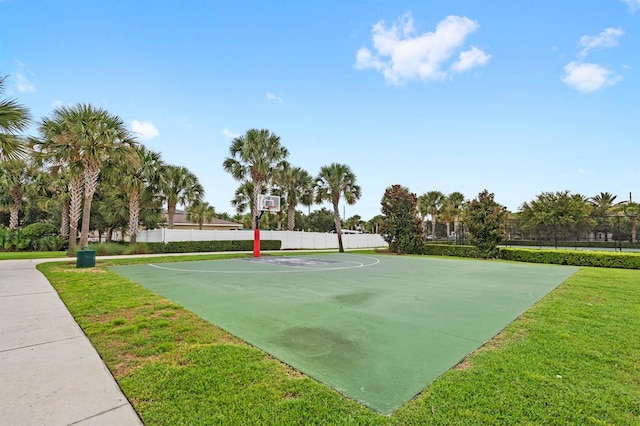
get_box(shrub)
[22,223,58,240]
[422,244,479,258]
[146,240,281,254]
[498,248,640,269]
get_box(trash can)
[76,247,96,268]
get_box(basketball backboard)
[258,194,281,212]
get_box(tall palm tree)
[120,145,163,243]
[159,164,204,228]
[186,201,216,230]
[222,129,289,229]
[418,190,445,239]
[273,162,314,231]
[0,76,31,161]
[590,192,619,241]
[315,163,361,253]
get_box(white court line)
[147,255,380,274]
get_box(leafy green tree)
[367,214,384,234]
[222,129,289,229]
[380,184,424,254]
[447,191,465,236]
[315,163,362,253]
[159,164,204,229]
[465,189,507,258]
[186,201,216,230]
[418,190,445,239]
[307,208,335,232]
[0,76,31,161]
[344,214,364,231]
[520,191,593,244]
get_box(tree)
[418,190,445,239]
[0,76,31,161]
[315,163,361,253]
[222,129,289,229]
[159,164,204,229]
[121,145,163,243]
[447,192,465,235]
[307,208,335,232]
[623,201,639,242]
[519,191,593,244]
[465,189,507,258]
[273,162,314,231]
[186,201,216,230]
[37,104,137,249]
[380,184,424,254]
[590,192,620,241]
[344,214,364,231]
[0,159,30,229]
[367,214,384,234]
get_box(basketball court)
[111,254,579,413]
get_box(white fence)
[136,229,388,250]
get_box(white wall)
[136,229,388,250]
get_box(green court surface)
[111,253,579,413]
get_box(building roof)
[166,210,243,228]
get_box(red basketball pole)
[253,227,260,258]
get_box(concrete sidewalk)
[0,259,143,425]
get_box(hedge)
[422,244,479,258]
[145,240,281,254]
[421,244,640,269]
[497,248,640,269]
[503,240,640,249]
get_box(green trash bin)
[76,247,96,268]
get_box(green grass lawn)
[39,255,640,425]
[0,251,68,260]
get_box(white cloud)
[131,120,160,140]
[52,100,63,107]
[578,28,623,58]
[562,62,622,93]
[355,12,489,84]
[452,46,491,72]
[16,73,35,93]
[266,93,283,103]
[621,0,640,12]
[222,128,240,139]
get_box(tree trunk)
[60,201,70,238]
[431,218,436,239]
[632,218,637,243]
[288,205,295,231]
[168,203,176,229]
[68,174,83,255]
[79,164,100,248]
[446,221,451,237]
[8,187,21,230]
[332,201,344,253]
[252,182,261,229]
[128,189,140,245]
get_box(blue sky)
[2,0,639,221]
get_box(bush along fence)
[0,225,67,252]
[421,244,640,269]
[145,240,282,254]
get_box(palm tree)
[447,192,465,235]
[186,201,216,230]
[315,163,361,253]
[159,164,204,228]
[222,129,289,229]
[0,76,31,161]
[121,145,163,243]
[273,163,314,231]
[590,192,619,241]
[418,190,445,239]
[0,159,29,229]
[37,104,137,249]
